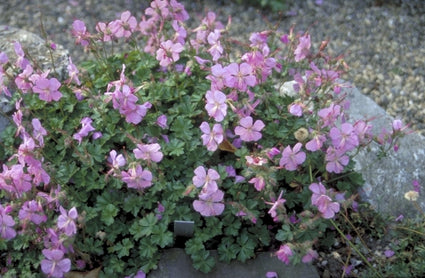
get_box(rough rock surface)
[346,84,425,218]
[0,25,69,80]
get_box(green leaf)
[218,237,239,263]
[101,204,119,226]
[108,238,134,258]
[139,237,158,258]
[191,249,215,273]
[276,225,294,242]
[151,224,173,248]
[236,230,256,262]
[129,213,158,239]
[122,194,142,216]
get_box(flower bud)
[294,127,309,142]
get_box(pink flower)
[14,42,30,69]
[0,205,16,240]
[309,182,340,219]
[289,103,303,117]
[234,116,265,142]
[145,0,169,19]
[205,90,227,122]
[123,102,151,124]
[169,0,189,21]
[108,150,126,169]
[18,200,47,225]
[73,117,96,144]
[133,143,163,163]
[156,40,184,67]
[266,191,286,219]
[224,62,256,92]
[71,20,90,46]
[41,249,71,278]
[67,57,81,85]
[245,155,268,166]
[14,64,33,93]
[249,176,266,191]
[193,189,225,217]
[294,34,311,62]
[110,11,137,38]
[318,104,341,128]
[329,123,359,152]
[325,147,349,174]
[314,195,340,219]
[305,133,326,152]
[266,272,278,278]
[33,77,62,102]
[32,118,47,147]
[302,249,318,263]
[206,64,227,90]
[207,29,223,61]
[279,143,306,171]
[276,244,293,264]
[200,122,224,151]
[57,206,78,236]
[96,21,114,42]
[121,165,153,190]
[156,114,168,129]
[192,166,220,193]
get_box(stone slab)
[345,84,425,218]
[148,248,319,278]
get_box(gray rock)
[346,84,425,218]
[0,25,69,80]
[148,248,319,278]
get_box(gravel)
[1,0,424,135]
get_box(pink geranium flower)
[193,189,225,217]
[71,20,90,46]
[32,77,62,102]
[234,116,265,142]
[325,146,349,174]
[156,40,184,67]
[276,244,293,265]
[224,62,256,92]
[0,205,16,240]
[31,118,47,147]
[57,206,78,236]
[206,64,227,90]
[207,29,223,61]
[279,143,306,171]
[309,182,340,219]
[41,249,71,278]
[305,133,326,152]
[121,165,153,190]
[108,150,126,169]
[200,122,224,151]
[18,200,47,225]
[248,176,266,191]
[205,90,227,122]
[294,34,311,62]
[192,166,220,193]
[133,143,163,163]
[110,11,137,38]
[265,191,286,219]
[329,123,359,152]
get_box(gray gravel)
[0,0,424,135]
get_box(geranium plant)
[0,0,409,277]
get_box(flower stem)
[330,219,383,278]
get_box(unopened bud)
[294,127,309,142]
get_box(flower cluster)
[0,0,412,276]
